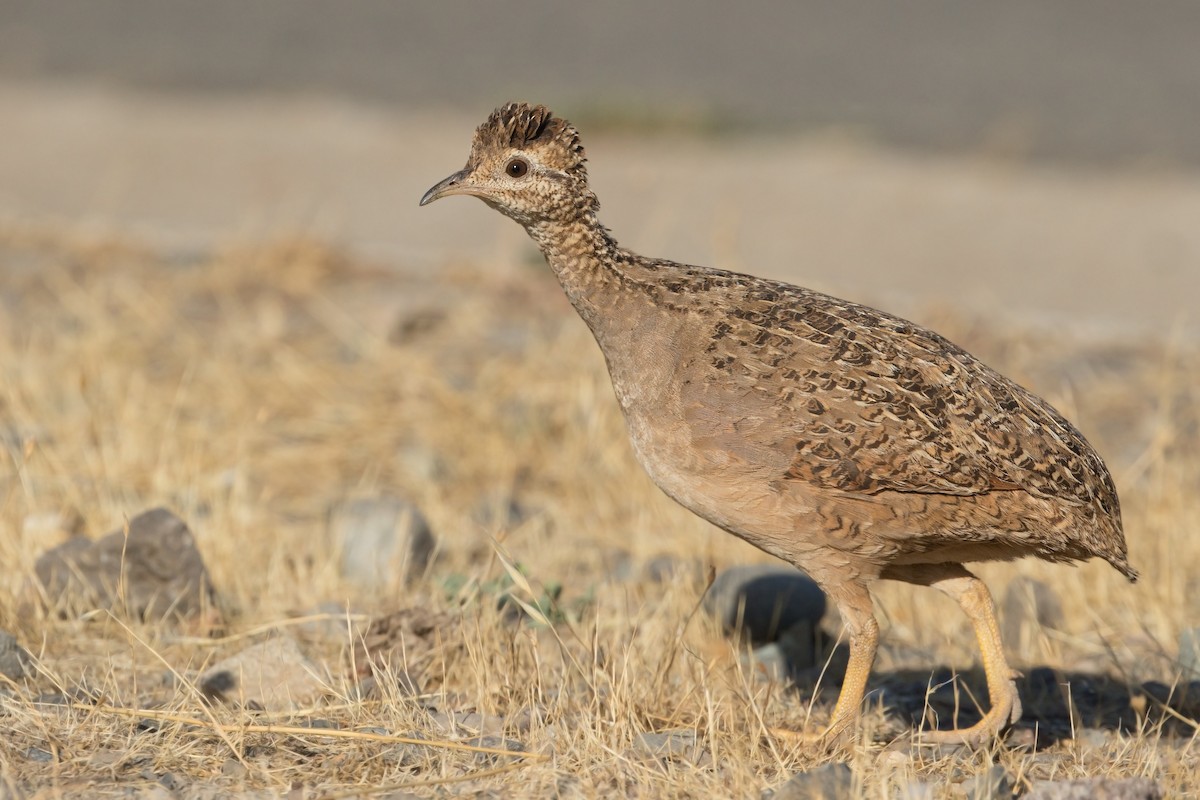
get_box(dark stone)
[34,507,216,621]
[0,631,33,680]
[704,564,826,645]
[769,762,853,800]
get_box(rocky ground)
[0,229,1197,798]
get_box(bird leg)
[771,584,878,747]
[887,563,1022,745]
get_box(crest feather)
[473,102,586,169]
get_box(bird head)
[420,102,596,226]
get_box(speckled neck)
[526,213,635,333]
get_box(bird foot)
[915,685,1022,747]
[767,724,852,752]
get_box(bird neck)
[525,211,638,332]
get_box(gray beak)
[419,168,472,206]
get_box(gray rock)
[1024,777,1163,800]
[632,729,699,760]
[199,636,325,712]
[769,762,853,800]
[1074,727,1110,748]
[966,764,1014,800]
[1179,626,1200,679]
[893,782,936,800]
[1001,577,1065,651]
[34,507,216,621]
[472,489,531,531]
[0,631,33,680]
[468,735,527,765]
[642,555,703,584]
[747,643,791,682]
[704,564,826,645]
[24,746,55,762]
[332,497,435,589]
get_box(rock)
[704,564,826,645]
[332,497,435,589]
[1001,577,1065,651]
[34,507,216,622]
[1024,777,1163,800]
[468,735,527,765]
[965,764,1014,800]
[199,636,325,712]
[0,630,33,680]
[472,489,531,531]
[1179,626,1200,679]
[747,643,791,682]
[1074,727,1110,748]
[632,729,700,760]
[458,711,507,737]
[299,718,339,729]
[893,782,936,800]
[769,762,853,800]
[642,555,703,584]
[24,746,54,763]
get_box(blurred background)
[1,0,1197,337]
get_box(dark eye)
[506,157,529,178]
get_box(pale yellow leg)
[890,564,1022,745]
[771,584,879,748]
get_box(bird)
[420,102,1137,746]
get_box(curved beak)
[419,168,472,206]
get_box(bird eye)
[505,157,529,178]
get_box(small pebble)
[894,781,936,800]
[332,496,435,589]
[469,735,527,765]
[1074,727,1109,748]
[0,630,33,680]
[965,764,1014,800]
[299,718,339,730]
[1024,777,1163,800]
[632,729,699,760]
[769,762,853,800]
[24,746,54,763]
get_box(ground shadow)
[784,641,1199,746]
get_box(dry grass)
[0,225,1197,798]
